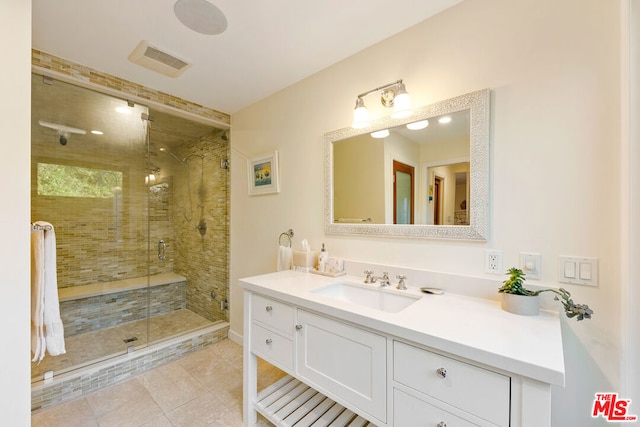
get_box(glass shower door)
[31,73,152,381]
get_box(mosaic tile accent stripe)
[31,325,229,411]
[32,49,230,126]
[61,280,186,336]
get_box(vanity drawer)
[393,341,510,427]
[251,294,294,336]
[250,323,293,371]
[394,389,479,427]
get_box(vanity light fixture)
[406,120,429,130]
[351,79,412,128]
[370,129,390,139]
[438,115,452,124]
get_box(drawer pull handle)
[437,422,447,427]
[436,367,447,378]
[265,338,272,345]
[265,305,273,312]
[295,324,303,330]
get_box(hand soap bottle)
[318,243,328,272]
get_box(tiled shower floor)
[31,339,282,426]
[32,309,215,382]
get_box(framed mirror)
[325,88,490,240]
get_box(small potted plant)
[498,267,594,320]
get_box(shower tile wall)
[171,133,230,322]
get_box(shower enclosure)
[30,73,230,383]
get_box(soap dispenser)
[318,243,328,272]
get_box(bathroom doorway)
[393,160,414,224]
[30,73,230,383]
[433,176,443,225]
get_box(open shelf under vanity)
[256,375,375,427]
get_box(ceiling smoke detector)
[128,41,192,78]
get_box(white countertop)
[239,270,565,386]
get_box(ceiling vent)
[128,41,191,78]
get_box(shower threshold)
[31,308,216,383]
[31,318,229,411]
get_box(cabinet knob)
[265,305,273,312]
[437,422,447,427]
[265,338,272,345]
[295,324,303,330]
[436,367,447,378]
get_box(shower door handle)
[158,240,166,261]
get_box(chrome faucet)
[372,272,391,287]
[396,274,408,290]
[364,270,375,284]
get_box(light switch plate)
[558,256,598,286]
[519,252,541,280]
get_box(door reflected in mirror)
[428,161,470,225]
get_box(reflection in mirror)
[325,89,489,240]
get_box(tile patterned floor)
[31,338,284,426]
[32,309,214,382]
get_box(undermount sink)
[311,282,420,313]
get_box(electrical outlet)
[485,250,503,274]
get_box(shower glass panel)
[30,74,227,383]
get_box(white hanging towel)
[277,245,292,271]
[31,229,46,363]
[31,221,66,363]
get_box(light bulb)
[391,83,412,119]
[352,97,370,129]
[370,129,389,139]
[406,120,429,130]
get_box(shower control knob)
[437,422,447,427]
[265,338,272,345]
[436,367,447,378]
[265,305,273,312]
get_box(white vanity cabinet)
[392,341,510,426]
[295,309,387,423]
[249,294,295,372]
[241,271,564,427]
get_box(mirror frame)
[325,88,490,240]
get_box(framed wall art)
[247,150,280,195]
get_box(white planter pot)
[501,293,539,316]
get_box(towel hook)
[278,229,294,247]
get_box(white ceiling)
[32,0,462,114]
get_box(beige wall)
[231,0,625,425]
[1,0,31,424]
[333,135,385,223]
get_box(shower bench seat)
[58,272,186,302]
[58,273,188,336]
